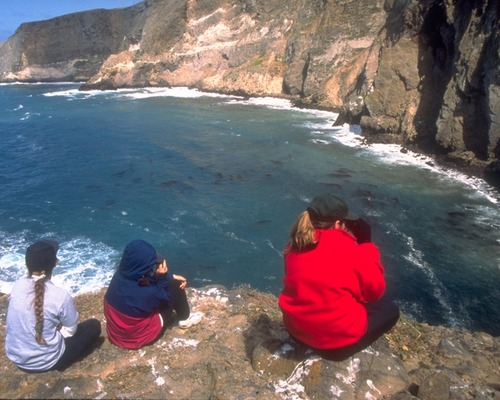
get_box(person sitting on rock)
[279,194,400,360]
[5,240,102,372]
[104,239,202,349]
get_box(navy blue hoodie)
[105,240,173,318]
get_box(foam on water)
[35,84,500,205]
[229,96,295,110]
[0,231,120,295]
[5,85,500,225]
[43,86,242,101]
[310,122,499,204]
[400,231,466,328]
[122,86,241,100]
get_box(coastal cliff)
[0,286,498,399]
[0,0,499,186]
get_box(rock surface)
[0,0,498,187]
[1,285,498,399]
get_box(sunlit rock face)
[0,0,498,184]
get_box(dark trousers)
[51,318,102,371]
[158,279,190,328]
[315,296,400,361]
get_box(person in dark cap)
[104,239,202,349]
[5,240,102,372]
[279,194,399,360]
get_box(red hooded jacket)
[278,228,385,349]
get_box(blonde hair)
[31,272,48,345]
[289,210,337,251]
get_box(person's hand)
[334,220,346,230]
[173,274,187,289]
[345,218,372,244]
[156,259,168,275]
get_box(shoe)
[178,312,203,329]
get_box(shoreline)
[3,79,500,197]
[3,79,499,195]
[92,82,500,198]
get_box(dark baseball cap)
[25,240,59,273]
[307,194,358,222]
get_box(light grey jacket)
[5,277,78,371]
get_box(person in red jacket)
[279,194,399,360]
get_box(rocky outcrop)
[0,3,147,82]
[0,0,498,186]
[0,286,498,399]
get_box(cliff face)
[0,3,147,82]
[0,0,499,184]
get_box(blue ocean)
[1,83,499,335]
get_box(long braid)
[32,272,47,345]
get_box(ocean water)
[1,83,499,335]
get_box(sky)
[0,1,141,41]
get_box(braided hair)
[25,240,59,346]
[31,272,48,345]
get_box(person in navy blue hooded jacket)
[104,239,202,349]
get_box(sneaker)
[178,312,203,329]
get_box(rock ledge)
[0,285,498,399]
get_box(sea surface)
[1,83,499,335]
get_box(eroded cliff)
[0,0,498,186]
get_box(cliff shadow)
[414,0,496,159]
[457,0,498,160]
[414,1,457,154]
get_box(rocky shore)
[1,285,498,399]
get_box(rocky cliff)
[0,0,499,186]
[0,286,498,399]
